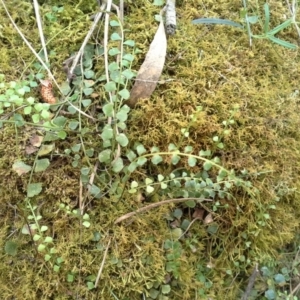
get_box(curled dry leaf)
[203,213,214,224]
[26,134,44,155]
[126,19,167,108]
[170,219,180,228]
[30,134,43,147]
[192,207,205,220]
[40,79,56,104]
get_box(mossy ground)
[1,0,300,299]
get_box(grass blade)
[268,19,293,36]
[264,3,270,33]
[268,35,297,49]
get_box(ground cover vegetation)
[0,0,300,299]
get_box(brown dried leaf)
[30,134,43,147]
[192,208,205,220]
[164,273,172,284]
[127,20,167,108]
[170,219,180,228]
[25,145,38,155]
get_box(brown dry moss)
[1,0,300,299]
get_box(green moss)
[1,0,300,299]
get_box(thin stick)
[103,0,122,164]
[103,0,113,103]
[178,217,201,239]
[79,179,83,214]
[114,198,212,224]
[69,2,107,80]
[32,0,49,65]
[241,263,259,300]
[0,0,57,84]
[119,0,124,23]
[94,237,111,287]
[85,162,99,211]
[290,281,300,296]
[289,247,300,296]
[285,0,300,38]
[87,162,98,194]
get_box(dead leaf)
[127,19,167,108]
[192,208,205,220]
[21,224,36,235]
[164,274,171,284]
[12,161,32,176]
[37,144,55,156]
[84,79,95,87]
[90,92,99,99]
[25,145,38,155]
[136,193,145,203]
[203,213,214,224]
[170,219,180,228]
[30,134,43,147]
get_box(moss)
[1,0,300,299]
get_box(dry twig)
[94,237,111,287]
[114,198,212,224]
[68,1,107,81]
[241,263,260,300]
